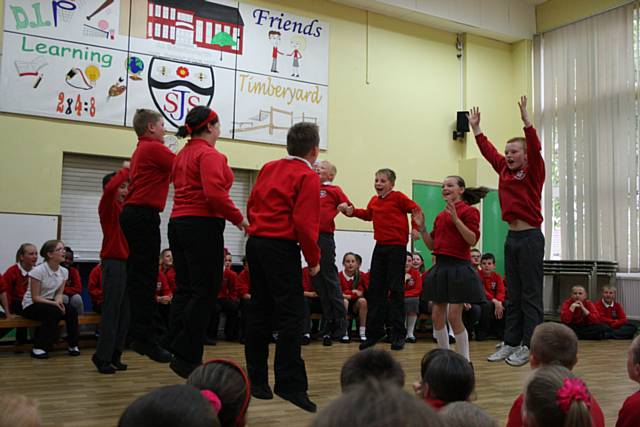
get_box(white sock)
[434,328,450,349]
[359,326,366,336]
[406,314,417,338]
[455,330,470,361]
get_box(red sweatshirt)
[617,390,640,427]
[481,271,505,302]
[218,268,237,300]
[430,201,480,260]
[475,126,544,227]
[170,139,243,224]
[124,137,175,211]
[560,298,600,326]
[507,392,604,427]
[155,271,172,298]
[247,158,321,267]
[63,266,83,296]
[319,183,350,233]
[236,269,250,298]
[88,264,103,306]
[0,273,6,295]
[339,271,369,298]
[353,191,419,246]
[595,300,628,329]
[162,266,177,293]
[3,264,29,305]
[99,166,129,260]
[404,269,423,298]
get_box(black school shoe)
[131,341,171,363]
[169,356,199,379]
[275,391,317,413]
[322,335,332,346]
[111,351,128,371]
[92,354,116,374]
[358,334,383,351]
[251,384,274,400]
[390,338,405,351]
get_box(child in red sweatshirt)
[476,253,506,341]
[560,286,610,340]
[120,109,175,363]
[244,122,321,413]
[404,252,423,343]
[208,252,240,343]
[470,97,546,367]
[617,335,640,427]
[339,252,368,342]
[346,168,421,351]
[595,285,637,339]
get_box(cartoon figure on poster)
[288,35,305,78]
[268,31,285,73]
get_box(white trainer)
[505,345,530,367]
[487,344,519,362]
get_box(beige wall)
[0,0,533,232]
[536,0,634,33]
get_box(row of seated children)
[108,320,640,427]
[560,285,637,340]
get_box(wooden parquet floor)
[0,338,636,426]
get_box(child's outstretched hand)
[344,205,354,217]
[518,95,532,127]
[467,107,482,136]
[337,202,349,214]
[412,208,425,231]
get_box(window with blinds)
[60,153,251,262]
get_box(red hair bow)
[556,377,591,413]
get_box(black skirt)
[423,255,487,304]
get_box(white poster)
[0,0,329,148]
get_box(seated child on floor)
[475,253,505,341]
[404,252,422,343]
[302,265,322,344]
[560,286,611,340]
[595,285,637,340]
[339,252,369,342]
[208,251,239,343]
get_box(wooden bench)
[0,313,101,329]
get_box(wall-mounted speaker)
[453,111,469,140]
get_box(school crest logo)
[320,189,327,198]
[515,170,527,180]
[148,57,215,128]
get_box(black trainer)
[251,384,274,400]
[130,341,172,363]
[92,354,116,374]
[275,391,317,413]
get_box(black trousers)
[166,216,225,365]
[611,323,637,339]
[245,236,308,394]
[477,301,505,340]
[239,298,250,341]
[311,233,347,337]
[503,229,545,348]
[95,259,129,361]
[208,299,240,341]
[22,302,79,350]
[303,297,323,335]
[569,323,612,340]
[120,204,161,345]
[366,244,406,341]
[462,303,481,336]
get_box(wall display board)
[0,0,329,147]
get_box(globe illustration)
[127,57,144,75]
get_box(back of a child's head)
[187,359,251,427]
[524,365,593,427]
[312,379,443,427]
[132,108,162,137]
[287,122,319,157]
[340,348,405,392]
[530,323,578,369]
[629,335,640,382]
[118,384,220,427]
[439,402,497,427]
[0,393,42,427]
[420,349,475,403]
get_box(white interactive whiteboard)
[0,212,59,271]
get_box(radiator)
[616,273,640,320]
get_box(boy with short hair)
[595,285,637,339]
[340,348,405,392]
[506,322,605,427]
[244,122,322,413]
[314,159,351,345]
[476,253,505,341]
[120,109,175,363]
[560,285,610,340]
[617,335,640,427]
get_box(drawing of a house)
[147,0,244,55]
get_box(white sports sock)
[359,326,366,336]
[406,314,417,338]
[455,330,470,361]
[434,328,450,349]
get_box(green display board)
[411,182,508,275]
